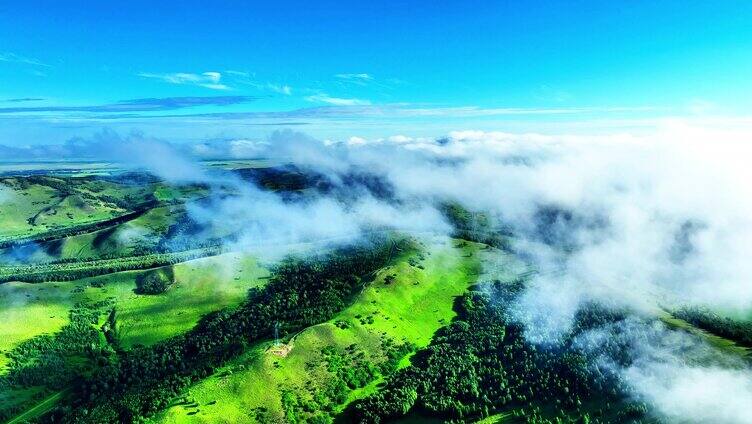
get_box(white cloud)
[0,52,50,67]
[335,73,373,81]
[391,105,658,118]
[229,139,270,157]
[268,84,292,95]
[386,135,412,143]
[138,71,230,90]
[225,70,251,77]
[334,73,374,85]
[347,136,367,145]
[304,93,371,106]
[628,364,752,424]
[223,71,292,95]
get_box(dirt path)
[5,390,67,424]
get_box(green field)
[0,205,178,264]
[92,253,270,348]
[4,389,67,424]
[0,181,62,239]
[0,253,271,421]
[155,238,526,423]
[661,314,752,359]
[55,205,175,259]
[0,252,270,365]
[0,176,158,242]
[0,281,76,371]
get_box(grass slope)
[57,206,174,259]
[0,176,157,247]
[0,252,269,373]
[0,182,61,240]
[0,281,76,371]
[155,237,508,424]
[83,252,270,348]
[0,252,269,422]
[661,314,752,359]
[0,205,177,264]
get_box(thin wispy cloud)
[189,104,657,119]
[335,73,374,85]
[2,97,45,103]
[138,71,230,90]
[225,70,251,77]
[686,99,719,115]
[226,70,292,95]
[268,84,292,95]
[8,103,656,122]
[0,52,50,67]
[0,102,666,144]
[0,96,256,114]
[304,93,371,106]
[333,73,401,92]
[389,105,660,117]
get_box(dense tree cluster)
[155,212,216,252]
[440,202,513,250]
[350,282,652,423]
[41,236,409,423]
[674,306,752,347]
[235,165,325,192]
[134,266,175,294]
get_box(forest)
[350,281,651,423]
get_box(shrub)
[135,267,174,294]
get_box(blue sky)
[1,0,751,145]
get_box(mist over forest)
[4,125,750,422]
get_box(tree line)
[0,246,222,283]
[40,235,411,423]
[440,202,513,250]
[674,306,752,347]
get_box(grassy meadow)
[155,238,526,423]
